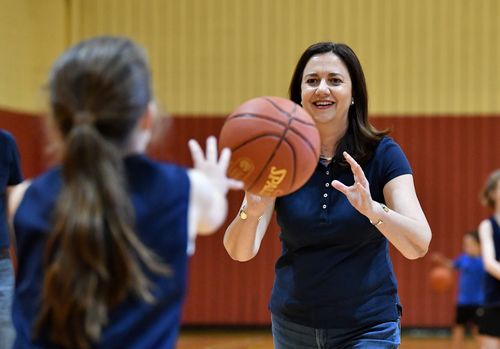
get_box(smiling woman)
[223,41,432,349]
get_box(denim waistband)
[0,248,10,260]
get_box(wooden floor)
[177,329,479,349]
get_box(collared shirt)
[271,136,412,328]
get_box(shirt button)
[323,193,328,198]
[326,171,330,175]
[322,204,327,209]
[325,182,330,187]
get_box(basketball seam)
[227,98,319,195]
[229,112,315,126]
[247,135,293,193]
[247,111,298,194]
[231,134,285,152]
[226,114,318,157]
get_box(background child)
[432,230,485,349]
[477,169,500,349]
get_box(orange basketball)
[429,266,454,293]
[219,96,320,197]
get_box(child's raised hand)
[188,136,243,195]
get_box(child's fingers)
[227,179,244,190]
[188,139,203,167]
[218,147,231,171]
[205,136,217,163]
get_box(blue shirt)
[454,254,484,305]
[270,136,412,328]
[484,216,500,307]
[0,129,23,249]
[13,154,189,349]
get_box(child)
[477,169,500,349]
[8,36,241,349]
[432,230,485,349]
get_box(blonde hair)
[481,169,500,209]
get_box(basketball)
[219,96,320,197]
[429,266,453,293]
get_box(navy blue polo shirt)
[270,136,412,328]
[0,130,23,249]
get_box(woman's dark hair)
[289,42,389,165]
[36,36,168,348]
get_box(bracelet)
[239,206,262,221]
[369,203,389,226]
[239,207,248,220]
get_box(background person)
[478,169,500,349]
[0,129,23,349]
[432,230,485,349]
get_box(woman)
[224,42,431,348]
[8,36,241,349]
[478,169,500,349]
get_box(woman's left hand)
[331,151,376,217]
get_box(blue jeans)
[0,259,15,349]
[272,313,400,349]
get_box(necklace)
[320,154,333,161]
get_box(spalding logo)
[259,166,287,196]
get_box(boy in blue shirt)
[432,230,484,349]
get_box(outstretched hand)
[188,136,244,194]
[331,151,375,217]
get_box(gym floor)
[177,328,479,349]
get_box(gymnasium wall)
[0,0,499,327]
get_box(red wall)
[1,109,499,327]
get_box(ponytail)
[35,120,169,348]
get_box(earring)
[351,98,354,105]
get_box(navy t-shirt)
[453,254,484,305]
[483,216,500,307]
[12,155,189,349]
[271,136,412,328]
[0,129,23,249]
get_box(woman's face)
[300,52,353,128]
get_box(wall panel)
[0,0,66,112]
[2,0,498,115]
[3,110,497,327]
